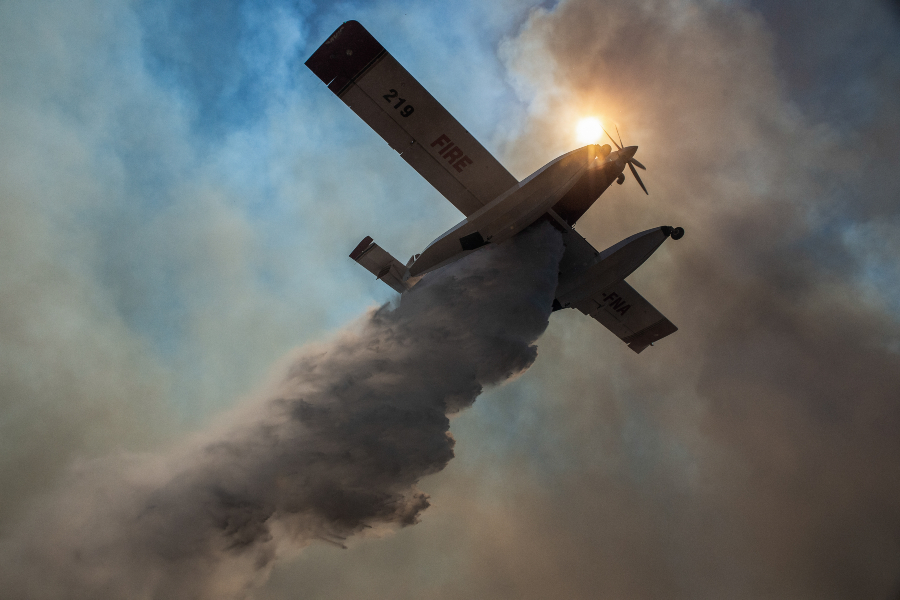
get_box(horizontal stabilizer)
[570,280,677,353]
[349,236,411,294]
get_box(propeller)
[603,125,648,195]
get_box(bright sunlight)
[576,117,604,145]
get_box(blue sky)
[2,1,900,598]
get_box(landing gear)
[671,227,684,240]
[616,173,625,185]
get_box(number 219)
[383,89,415,117]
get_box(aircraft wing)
[306,21,518,217]
[569,279,678,354]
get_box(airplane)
[305,20,683,353]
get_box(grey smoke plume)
[422,1,900,599]
[0,223,563,599]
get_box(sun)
[576,117,604,145]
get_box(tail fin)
[349,236,411,294]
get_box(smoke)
[390,1,900,599]
[252,1,900,598]
[4,0,900,598]
[0,224,564,599]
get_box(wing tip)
[305,21,385,93]
[625,318,678,353]
[349,236,374,260]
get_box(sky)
[1,0,900,598]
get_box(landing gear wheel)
[671,227,684,240]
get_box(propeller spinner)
[603,126,648,195]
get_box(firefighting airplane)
[306,21,683,353]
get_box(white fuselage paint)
[408,144,611,278]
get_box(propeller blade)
[629,162,649,195]
[603,127,622,151]
[615,125,624,149]
[630,157,647,170]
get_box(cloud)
[438,1,900,597]
[2,0,900,598]
[0,224,563,598]
[0,0,182,527]
[261,1,900,598]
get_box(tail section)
[349,236,412,294]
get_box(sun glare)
[576,117,604,145]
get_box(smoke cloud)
[0,224,563,599]
[362,1,900,599]
[3,0,900,598]
[257,2,900,598]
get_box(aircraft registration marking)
[430,134,473,173]
[598,291,631,316]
